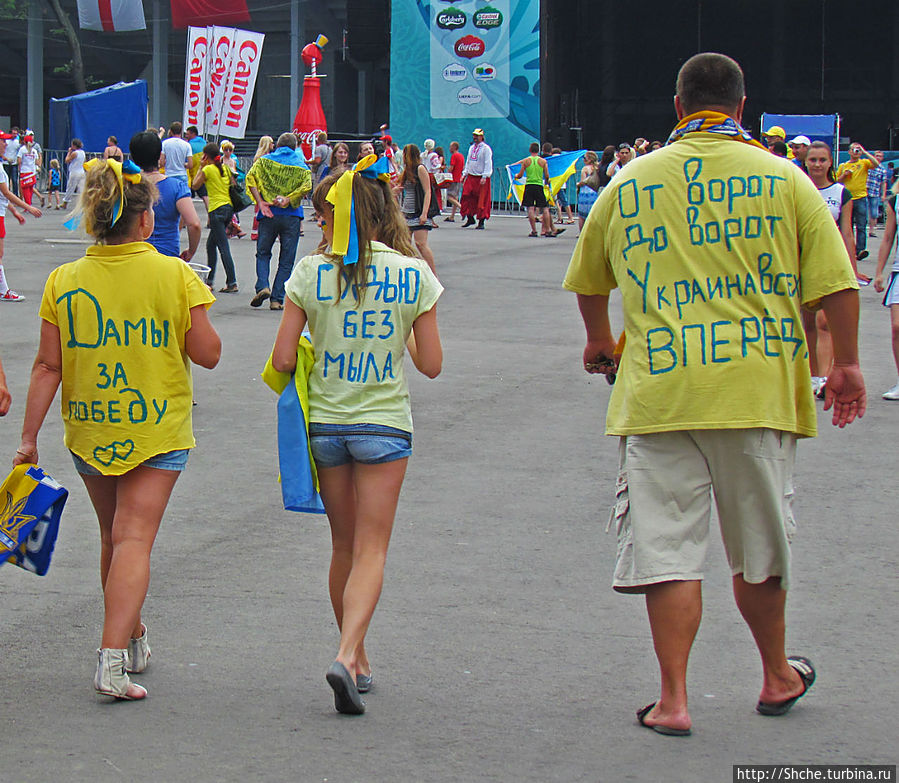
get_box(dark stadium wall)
[542,0,899,151]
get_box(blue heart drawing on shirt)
[93,440,135,466]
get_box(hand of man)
[480,176,487,185]
[13,210,25,225]
[583,337,619,380]
[27,205,41,218]
[823,362,866,427]
[180,249,194,263]
[874,273,885,292]
[260,201,274,219]
[0,383,10,416]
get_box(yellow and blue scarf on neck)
[667,111,767,150]
[326,153,392,265]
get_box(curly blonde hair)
[312,171,418,306]
[78,161,158,242]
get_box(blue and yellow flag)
[506,149,586,205]
[0,464,68,576]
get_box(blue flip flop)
[756,656,816,716]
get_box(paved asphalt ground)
[1,203,897,783]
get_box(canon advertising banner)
[390,0,538,178]
[182,25,264,139]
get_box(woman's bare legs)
[82,466,179,648]
[318,458,408,682]
[413,230,436,275]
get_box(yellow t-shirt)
[203,164,232,212]
[284,241,443,432]
[39,242,216,475]
[564,134,858,438]
[836,158,875,200]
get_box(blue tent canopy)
[760,113,839,151]
[49,81,148,153]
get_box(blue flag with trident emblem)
[0,464,68,576]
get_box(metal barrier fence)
[20,151,581,217]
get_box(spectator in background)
[770,140,789,158]
[62,138,86,208]
[129,130,202,264]
[310,131,332,188]
[250,135,275,241]
[552,146,575,224]
[3,127,20,196]
[160,122,193,186]
[103,136,124,162]
[837,142,879,261]
[184,125,208,212]
[606,143,633,179]
[246,132,311,311]
[192,141,238,293]
[787,135,810,173]
[16,130,42,206]
[329,141,351,177]
[47,158,62,209]
[460,128,493,229]
[443,140,465,222]
[866,150,888,236]
[762,125,786,150]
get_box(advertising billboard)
[390,0,539,180]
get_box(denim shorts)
[71,448,190,475]
[309,423,412,468]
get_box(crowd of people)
[0,53,895,730]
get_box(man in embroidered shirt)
[564,52,865,737]
[245,132,312,310]
[460,128,493,229]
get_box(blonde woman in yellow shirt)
[14,158,221,700]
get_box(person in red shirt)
[443,141,465,222]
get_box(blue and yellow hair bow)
[325,154,391,265]
[65,158,142,232]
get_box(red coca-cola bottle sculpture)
[292,34,328,160]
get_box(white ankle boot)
[126,624,151,673]
[94,648,147,700]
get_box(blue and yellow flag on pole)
[506,149,586,205]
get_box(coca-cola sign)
[454,35,485,59]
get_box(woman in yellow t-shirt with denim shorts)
[14,158,221,700]
[272,159,443,715]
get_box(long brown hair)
[312,171,417,306]
[400,143,424,186]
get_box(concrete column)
[27,0,43,138]
[290,0,305,120]
[150,0,169,127]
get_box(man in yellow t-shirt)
[836,142,879,260]
[564,53,865,737]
